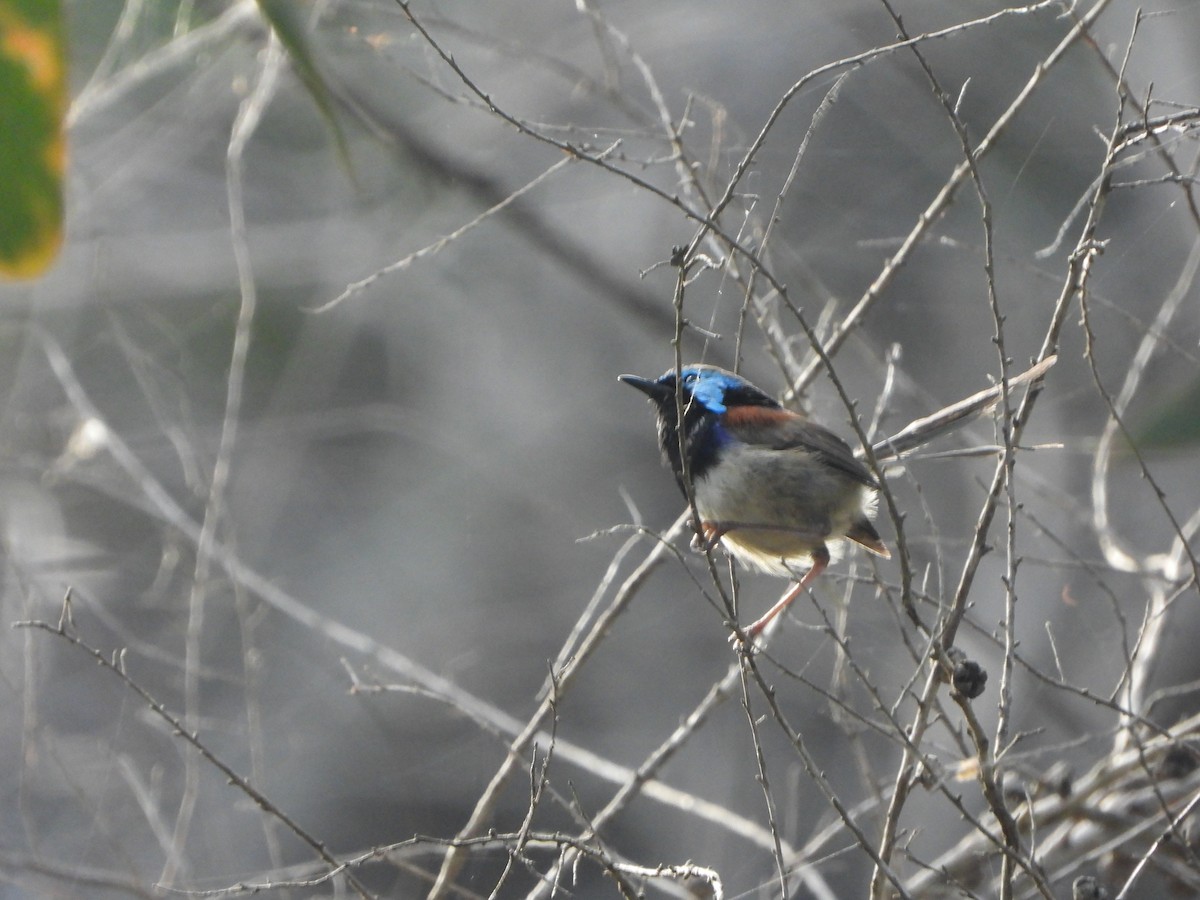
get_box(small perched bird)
[619,364,889,638]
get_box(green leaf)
[254,0,351,172]
[0,0,66,278]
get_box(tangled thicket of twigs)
[394,3,1200,898]
[9,1,1200,899]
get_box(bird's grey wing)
[723,407,879,488]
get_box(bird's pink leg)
[742,544,831,640]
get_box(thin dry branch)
[14,604,374,900]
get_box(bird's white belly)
[692,445,868,575]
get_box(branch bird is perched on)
[619,364,890,639]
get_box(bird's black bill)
[618,374,673,402]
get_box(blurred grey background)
[3,1,1200,897]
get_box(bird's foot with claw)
[690,520,725,553]
[728,626,762,649]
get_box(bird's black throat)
[655,404,721,496]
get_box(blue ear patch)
[665,367,749,414]
[689,375,729,413]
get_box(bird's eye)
[682,373,697,386]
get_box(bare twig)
[15,606,374,900]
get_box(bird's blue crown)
[661,365,779,415]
